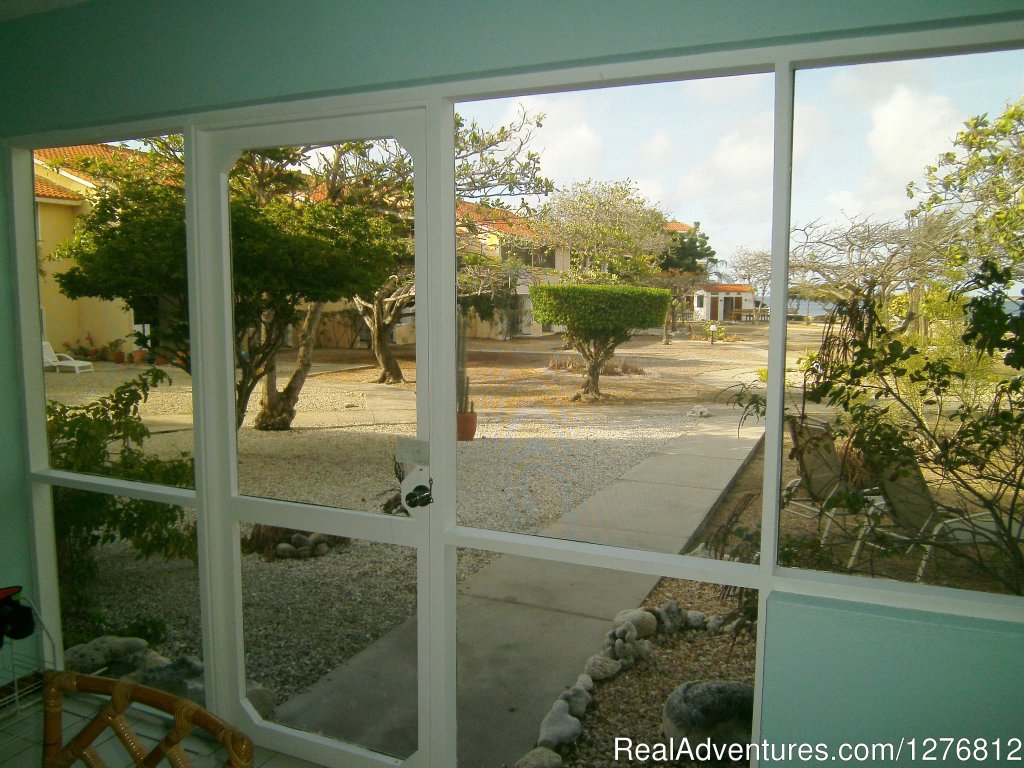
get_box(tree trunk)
[370,318,405,384]
[662,314,672,345]
[354,280,414,385]
[253,303,325,430]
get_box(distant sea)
[782,297,1022,319]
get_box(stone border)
[512,600,747,768]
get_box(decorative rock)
[688,405,712,418]
[654,600,685,633]
[130,655,205,699]
[64,636,148,673]
[515,746,563,768]
[559,685,592,718]
[583,653,621,681]
[111,647,171,678]
[313,542,330,557]
[295,546,312,558]
[574,674,593,692]
[685,610,708,629]
[246,682,277,719]
[290,533,310,548]
[537,700,582,749]
[613,609,657,638]
[275,542,296,559]
[662,680,754,747]
[307,532,325,547]
[706,615,726,634]
[634,639,653,661]
[723,617,745,635]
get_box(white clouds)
[505,94,604,186]
[820,85,960,220]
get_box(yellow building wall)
[36,198,137,353]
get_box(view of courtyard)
[26,49,1024,766]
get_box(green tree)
[661,221,717,272]
[52,138,403,429]
[535,179,669,284]
[316,108,554,383]
[908,96,1024,368]
[530,283,670,398]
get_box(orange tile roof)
[706,283,754,293]
[34,177,82,201]
[34,143,131,185]
[456,201,535,237]
[665,220,693,232]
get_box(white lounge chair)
[42,341,93,374]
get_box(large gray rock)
[574,673,594,692]
[64,636,148,673]
[515,746,563,768]
[583,653,621,681]
[662,680,754,746]
[613,609,657,638]
[537,700,581,749]
[246,681,277,719]
[130,655,205,700]
[655,600,685,633]
[684,610,708,630]
[559,684,592,718]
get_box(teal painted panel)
[0,157,33,599]
[1,0,1024,135]
[762,592,1024,766]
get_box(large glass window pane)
[241,528,418,758]
[52,490,202,698]
[454,76,773,563]
[227,141,416,513]
[786,50,1024,595]
[35,138,195,489]
[456,550,757,767]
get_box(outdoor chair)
[849,454,1024,581]
[42,341,94,375]
[42,671,254,768]
[783,415,882,566]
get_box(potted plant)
[131,347,148,364]
[457,374,477,441]
[456,309,477,441]
[104,338,126,363]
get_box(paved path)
[274,406,763,767]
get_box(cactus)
[457,308,473,413]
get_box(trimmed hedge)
[529,283,671,335]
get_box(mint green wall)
[1,0,1024,136]
[0,155,33,604]
[1,0,1022,749]
[762,594,1024,766]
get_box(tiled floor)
[0,694,322,768]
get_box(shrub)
[530,283,669,398]
[47,369,196,581]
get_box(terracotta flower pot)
[456,411,478,441]
[132,350,148,364]
[113,351,125,364]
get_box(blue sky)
[456,48,1024,270]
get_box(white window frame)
[7,18,1024,768]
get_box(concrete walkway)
[274,406,763,767]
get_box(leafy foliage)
[530,284,670,397]
[908,96,1024,369]
[47,369,195,581]
[661,221,716,272]
[52,138,407,427]
[535,179,669,283]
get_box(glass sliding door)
[192,108,437,767]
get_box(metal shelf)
[1,597,56,718]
